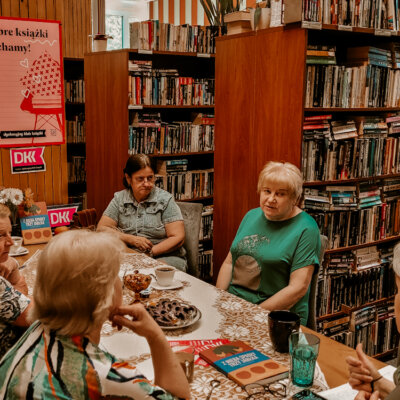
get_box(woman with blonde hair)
[0,230,190,399]
[0,204,31,359]
[216,161,321,325]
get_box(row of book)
[129,21,218,54]
[64,79,85,103]
[302,136,400,181]
[316,244,396,315]
[309,201,400,249]
[128,120,214,155]
[305,64,400,108]
[155,168,214,200]
[198,247,213,283]
[321,304,399,357]
[200,206,213,241]
[300,0,400,31]
[128,65,214,106]
[66,114,85,144]
[67,156,86,184]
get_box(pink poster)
[10,147,46,173]
[0,17,65,147]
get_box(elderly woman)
[0,230,190,399]
[346,243,400,400]
[0,204,32,359]
[216,161,321,325]
[98,154,187,271]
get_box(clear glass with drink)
[289,332,320,387]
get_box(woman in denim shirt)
[98,154,187,271]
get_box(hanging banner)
[0,17,65,147]
[10,146,46,173]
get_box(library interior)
[1,0,400,399]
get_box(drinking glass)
[289,332,320,388]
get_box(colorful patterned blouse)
[0,275,30,359]
[0,321,179,399]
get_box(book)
[19,201,52,245]
[199,340,289,387]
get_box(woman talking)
[216,161,321,325]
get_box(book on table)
[199,340,289,387]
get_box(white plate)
[161,308,201,330]
[151,279,183,290]
[9,247,29,257]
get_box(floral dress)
[0,275,30,359]
[0,321,180,400]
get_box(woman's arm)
[97,215,152,252]
[151,221,185,257]
[259,265,314,311]
[216,252,233,290]
[111,304,190,399]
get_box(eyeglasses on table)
[244,382,287,399]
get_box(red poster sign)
[0,17,65,147]
[10,147,46,173]
[47,205,79,227]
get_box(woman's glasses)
[244,382,287,399]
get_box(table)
[15,245,387,398]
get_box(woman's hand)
[128,236,153,252]
[346,344,379,392]
[355,390,381,400]
[110,303,164,343]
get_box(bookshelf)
[64,57,86,207]
[85,48,215,279]
[214,23,400,357]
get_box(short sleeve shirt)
[0,276,30,359]
[228,208,321,325]
[0,321,180,400]
[103,187,183,245]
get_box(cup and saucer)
[9,237,29,257]
[150,266,183,290]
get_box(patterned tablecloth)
[21,251,329,399]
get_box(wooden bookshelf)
[305,107,400,112]
[341,296,395,315]
[92,48,215,58]
[325,235,400,254]
[85,49,215,216]
[373,348,398,360]
[304,173,400,186]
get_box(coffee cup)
[10,236,23,254]
[172,346,195,383]
[268,310,300,353]
[154,266,176,287]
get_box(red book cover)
[199,340,289,387]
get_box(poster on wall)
[0,17,65,147]
[10,147,46,173]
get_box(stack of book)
[353,246,381,270]
[130,21,218,54]
[346,46,392,68]
[390,43,400,69]
[386,114,400,134]
[306,45,336,65]
[356,116,388,137]
[358,182,382,209]
[329,186,358,210]
[331,120,358,140]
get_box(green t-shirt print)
[228,208,321,325]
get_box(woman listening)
[98,154,187,271]
[216,161,321,325]
[0,230,190,399]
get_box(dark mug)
[268,310,300,353]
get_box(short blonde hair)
[0,204,10,219]
[32,230,124,336]
[393,242,400,277]
[257,161,303,200]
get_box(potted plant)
[251,0,271,31]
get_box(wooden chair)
[71,208,97,231]
[307,235,329,331]
[176,202,203,278]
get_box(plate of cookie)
[145,298,201,330]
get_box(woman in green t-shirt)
[216,161,321,325]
